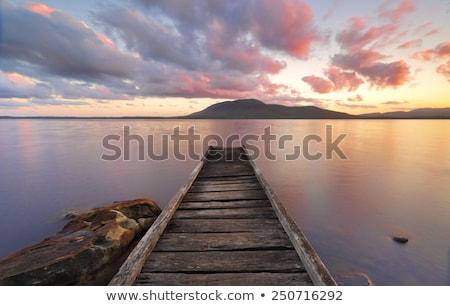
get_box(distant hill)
[187,98,354,119]
[361,108,450,119]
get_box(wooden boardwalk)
[109,147,336,286]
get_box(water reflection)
[0,119,449,285]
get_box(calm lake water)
[0,119,449,285]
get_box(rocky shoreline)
[0,199,161,285]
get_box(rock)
[393,236,409,244]
[0,198,161,285]
[62,210,81,220]
[335,272,374,286]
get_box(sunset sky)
[1,0,449,116]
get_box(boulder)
[0,198,161,285]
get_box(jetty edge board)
[109,146,336,286]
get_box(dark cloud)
[0,71,52,99]
[93,6,205,71]
[95,0,317,76]
[134,0,320,59]
[1,0,321,103]
[336,102,376,109]
[0,100,29,108]
[382,100,408,105]
[29,99,90,106]
[0,3,135,80]
[51,78,133,101]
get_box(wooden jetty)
[109,147,336,286]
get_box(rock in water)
[0,199,161,285]
[335,272,374,286]
[393,236,409,244]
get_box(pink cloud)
[347,94,363,102]
[257,76,292,95]
[251,0,320,59]
[96,33,116,49]
[414,22,432,34]
[301,75,334,94]
[435,42,450,59]
[436,61,450,82]
[25,2,59,18]
[333,50,388,68]
[411,49,434,61]
[332,51,411,88]
[80,21,90,29]
[423,29,440,37]
[412,22,439,38]
[7,72,34,86]
[397,39,422,49]
[336,17,398,52]
[379,0,416,21]
[0,71,51,99]
[411,42,450,61]
[158,70,297,100]
[325,66,364,91]
[360,60,411,88]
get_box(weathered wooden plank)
[188,183,262,193]
[140,250,305,273]
[135,272,312,286]
[192,178,258,186]
[197,170,255,179]
[197,164,255,178]
[173,207,277,219]
[179,199,271,209]
[194,175,255,183]
[199,164,253,172]
[164,218,285,233]
[183,189,267,202]
[200,159,251,165]
[153,232,294,251]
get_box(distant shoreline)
[2,98,450,120]
[1,116,450,120]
